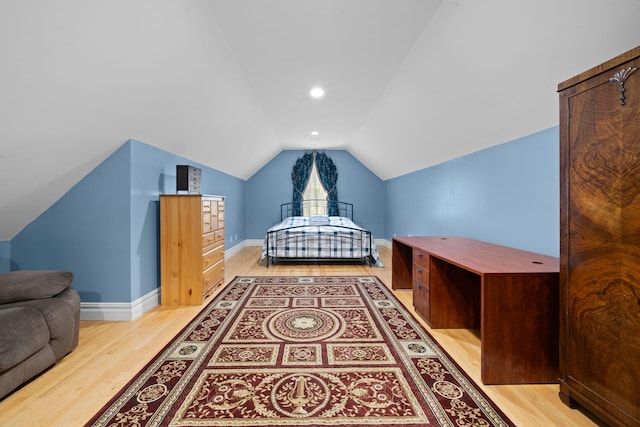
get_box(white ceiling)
[1,0,640,240]
[209,0,443,151]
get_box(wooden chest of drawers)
[160,194,225,305]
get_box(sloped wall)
[10,140,245,306]
[11,142,132,302]
[385,127,559,256]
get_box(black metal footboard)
[280,200,354,220]
[265,224,374,267]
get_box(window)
[302,160,327,216]
[292,151,338,217]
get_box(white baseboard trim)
[244,239,265,247]
[225,240,252,257]
[80,288,160,321]
[376,238,392,248]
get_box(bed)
[261,200,383,267]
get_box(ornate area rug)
[86,276,514,426]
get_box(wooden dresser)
[160,194,225,305]
[558,46,640,426]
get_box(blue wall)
[245,150,385,239]
[385,127,559,256]
[10,140,245,303]
[0,241,10,273]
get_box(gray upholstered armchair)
[0,270,80,400]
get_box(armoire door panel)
[560,46,640,427]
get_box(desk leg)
[392,240,412,290]
[481,273,559,384]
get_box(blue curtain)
[291,153,314,216]
[315,152,339,216]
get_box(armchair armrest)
[0,270,74,304]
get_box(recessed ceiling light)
[310,131,320,140]
[310,87,325,99]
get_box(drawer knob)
[417,268,423,273]
[417,252,423,258]
[417,283,422,289]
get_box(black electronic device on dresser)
[176,165,201,194]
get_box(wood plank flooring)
[0,245,600,426]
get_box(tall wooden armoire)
[559,46,640,427]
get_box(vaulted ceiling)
[1,0,639,240]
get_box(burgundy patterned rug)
[86,276,514,426]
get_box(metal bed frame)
[265,200,374,267]
[279,199,353,220]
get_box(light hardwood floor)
[0,245,600,426]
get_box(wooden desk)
[392,236,559,385]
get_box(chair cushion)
[0,270,73,304]
[0,307,50,372]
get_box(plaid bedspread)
[261,216,384,266]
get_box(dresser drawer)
[217,210,225,229]
[203,245,224,270]
[203,231,216,249]
[203,260,224,297]
[202,211,213,233]
[214,229,225,244]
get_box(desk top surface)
[393,236,559,275]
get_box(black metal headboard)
[280,199,354,221]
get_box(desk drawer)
[413,249,429,268]
[413,278,429,300]
[413,278,430,323]
[413,263,428,285]
[412,249,430,323]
